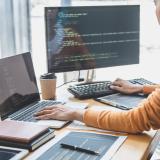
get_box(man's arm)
[35,88,160,133]
[83,89,160,133]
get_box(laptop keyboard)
[9,101,62,122]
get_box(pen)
[60,143,99,155]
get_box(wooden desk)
[24,85,159,160]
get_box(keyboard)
[68,81,116,99]
[9,101,61,122]
[68,78,155,99]
[129,78,155,85]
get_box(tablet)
[96,93,145,110]
[0,146,28,160]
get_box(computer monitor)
[45,5,140,73]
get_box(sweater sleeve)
[143,84,160,94]
[83,89,160,133]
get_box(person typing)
[34,1,160,134]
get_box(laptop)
[0,52,68,128]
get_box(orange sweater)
[83,85,160,133]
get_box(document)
[65,101,89,109]
[67,121,127,135]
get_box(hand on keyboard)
[35,104,84,121]
[110,78,143,95]
[68,78,155,99]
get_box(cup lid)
[40,73,56,79]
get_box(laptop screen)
[0,52,40,119]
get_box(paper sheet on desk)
[64,101,89,109]
[67,121,127,135]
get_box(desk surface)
[24,85,159,160]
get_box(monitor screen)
[45,5,140,73]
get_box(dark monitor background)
[45,5,140,73]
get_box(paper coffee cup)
[40,73,56,100]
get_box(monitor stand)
[63,69,96,84]
[86,69,96,83]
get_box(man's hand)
[34,104,84,122]
[110,78,143,94]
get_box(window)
[0,0,31,58]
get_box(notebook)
[0,52,67,128]
[0,120,49,143]
[0,120,55,151]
